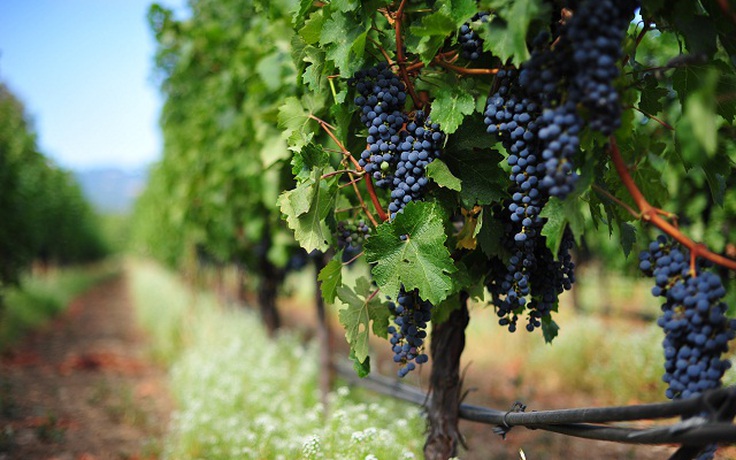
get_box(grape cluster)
[388,110,445,219]
[639,236,736,400]
[457,12,490,61]
[336,220,371,250]
[387,288,432,377]
[336,220,371,264]
[484,204,576,332]
[486,0,638,202]
[484,70,545,240]
[639,236,735,460]
[565,0,639,134]
[480,0,638,332]
[350,65,446,377]
[350,63,408,188]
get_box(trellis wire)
[335,361,736,448]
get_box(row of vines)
[134,0,736,458]
[0,83,107,293]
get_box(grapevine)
[277,0,736,457]
[640,235,736,459]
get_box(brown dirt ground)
[0,274,172,460]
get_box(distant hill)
[75,168,147,214]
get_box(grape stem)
[404,51,501,76]
[433,58,501,75]
[625,105,674,131]
[367,36,394,65]
[393,0,423,109]
[322,169,362,179]
[308,114,387,225]
[342,250,365,266]
[591,184,639,218]
[608,136,736,271]
[339,176,366,189]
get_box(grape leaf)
[365,201,457,304]
[337,277,391,363]
[476,206,503,258]
[301,46,326,93]
[426,159,462,191]
[332,0,359,13]
[299,9,324,45]
[278,169,337,252]
[319,12,368,75]
[443,149,506,207]
[318,255,343,303]
[639,74,669,115]
[478,0,545,65]
[683,68,719,156]
[542,315,559,343]
[540,197,584,256]
[278,96,315,152]
[619,222,637,259]
[291,142,330,181]
[292,0,314,28]
[429,86,475,134]
[349,349,370,377]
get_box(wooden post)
[424,293,469,460]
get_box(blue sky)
[0,0,187,172]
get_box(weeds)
[128,261,425,459]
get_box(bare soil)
[0,275,172,460]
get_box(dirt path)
[0,274,172,460]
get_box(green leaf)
[349,349,370,377]
[299,9,324,45]
[443,148,506,207]
[478,0,545,65]
[278,169,337,252]
[302,46,326,92]
[410,9,456,64]
[476,206,504,258]
[365,201,457,304]
[292,0,315,28]
[429,86,476,134]
[319,13,368,75]
[620,222,636,259]
[332,0,359,13]
[337,277,391,363]
[541,315,559,343]
[673,14,717,57]
[410,11,456,37]
[426,159,462,191]
[639,74,669,115]
[448,0,479,26]
[318,255,343,303]
[291,142,330,182]
[540,197,585,256]
[278,96,315,152]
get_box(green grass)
[0,260,120,350]
[128,261,426,459]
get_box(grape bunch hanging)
[350,63,447,376]
[482,0,638,332]
[640,236,736,460]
